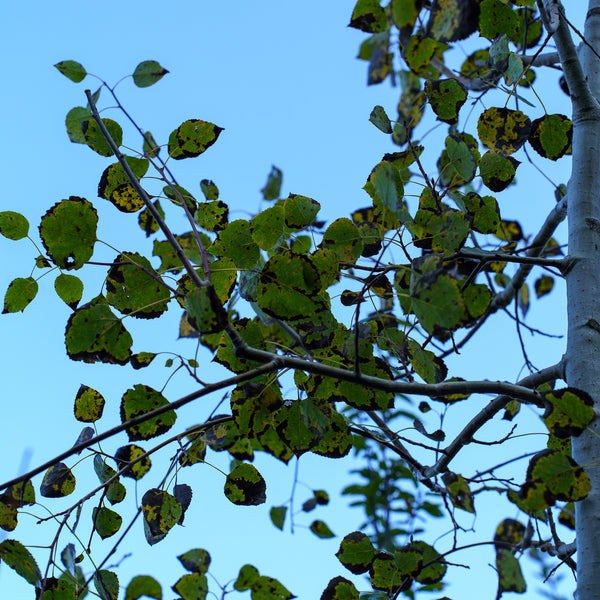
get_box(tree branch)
[423,360,565,478]
[490,194,568,311]
[0,361,281,492]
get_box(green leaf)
[178,549,211,575]
[94,570,119,600]
[210,219,260,269]
[168,119,224,160]
[311,409,352,458]
[261,166,283,200]
[106,252,170,318]
[479,0,518,40]
[411,272,465,333]
[224,463,266,506]
[270,506,287,530]
[310,520,335,538]
[425,79,467,124]
[234,564,260,592]
[248,575,296,600]
[528,114,572,161]
[65,296,133,365]
[2,277,38,314]
[66,107,93,144]
[98,157,149,212]
[120,384,177,442]
[0,211,29,240]
[534,274,554,298]
[141,488,182,545]
[519,449,591,511]
[335,531,376,574]
[284,194,321,229]
[479,151,519,192]
[199,179,220,201]
[442,472,474,513]
[274,398,331,457]
[82,118,123,157]
[124,575,162,600]
[0,539,41,586]
[39,197,98,270]
[142,130,160,157]
[74,384,105,422]
[132,60,169,88]
[257,251,328,321]
[495,550,526,594]
[185,286,227,335]
[114,444,151,480]
[172,573,208,600]
[321,218,363,262]
[320,576,359,600]
[543,387,594,438]
[349,0,388,33]
[369,105,392,133]
[40,463,76,498]
[92,507,122,539]
[251,204,285,250]
[54,273,83,309]
[462,192,500,234]
[55,60,87,82]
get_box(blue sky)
[0,1,587,598]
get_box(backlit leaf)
[528,114,572,161]
[94,570,119,600]
[74,384,105,422]
[55,60,87,82]
[270,506,287,530]
[349,0,388,33]
[141,489,182,545]
[0,211,29,240]
[543,388,594,438]
[39,197,98,270]
[310,520,335,539]
[124,575,162,600]
[120,384,177,442]
[0,539,41,586]
[65,296,133,365]
[168,119,223,160]
[54,273,83,309]
[92,507,122,539]
[132,60,169,88]
[178,549,211,575]
[114,445,151,480]
[425,79,467,124]
[336,531,376,574]
[2,277,38,314]
[224,463,266,506]
[82,118,123,157]
[41,463,76,498]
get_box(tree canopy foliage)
[1,1,598,599]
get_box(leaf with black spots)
[141,488,182,545]
[224,463,266,506]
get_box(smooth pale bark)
[556,1,600,597]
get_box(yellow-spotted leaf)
[120,384,177,442]
[114,445,151,480]
[478,107,531,155]
[224,464,266,506]
[74,384,105,422]
[141,488,182,545]
[425,79,467,124]
[82,118,123,157]
[168,119,223,160]
[543,388,594,439]
[41,463,76,498]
